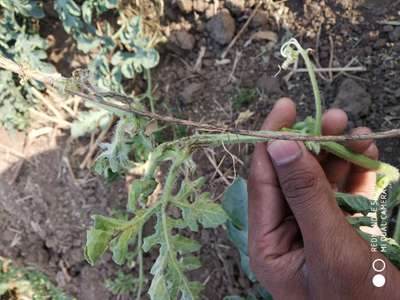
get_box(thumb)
[266,140,350,246]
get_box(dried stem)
[0,55,400,142]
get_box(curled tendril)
[280,38,301,70]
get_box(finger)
[322,108,348,136]
[248,98,296,235]
[267,140,350,248]
[345,127,374,153]
[344,127,378,198]
[345,143,379,198]
[320,109,350,188]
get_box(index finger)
[248,98,297,235]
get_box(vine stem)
[136,227,144,300]
[144,68,155,113]
[281,38,322,135]
[1,55,400,142]
[298,46,322,135]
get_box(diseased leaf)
[128,178,157,212]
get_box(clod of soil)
[193,0,209,13]
[333,78,372,116]
[256,75,282,95]
[176,0,193,13]
[206,9,236,45]
[171,30,196,50]
[180,82,204,103]
[251,11,269,28]
[389,27,400,42]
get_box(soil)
[1,1,400,299]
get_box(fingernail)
[267,140,302,166]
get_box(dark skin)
[248,98,400,300]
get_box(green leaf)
[179,256,201,271]
[143,219,162,252]
[81,1,93,23]
[347,216,374,227]
[149,272,170,300]
[177,193,228,231]
[336,192,373,215]
[222,177,256,281]
[305,141,321,155]
[358,231,400,268]
[70,109,111,138]
[92,215,126,231]
[85,229,113,265]
[1,0,45,18]
[172,235,201,254]
[93,118,133,179]
[222,177,248,229]
[111,228,135,265]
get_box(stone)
[225,0,245,14]
[176,0,192,13]
[251,11,269,28]
[206,9,236,45]
[333,78,371,116]
[389,27,400,42]
[193,0,209,12]
[256,75,281,95]
[171,30,196,50]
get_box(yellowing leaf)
[234,110,254,126]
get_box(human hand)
[248,98,400,299]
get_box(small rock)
[79,267,109,300]
[171,30,196,50]
[206,9,236,45]
[373,38,386,49]
[256,75,281,95]
[180,82,204,103]
[382,25,394,32]
[176,0,192,13]
[193,0,209,12]
[251,11,269,28]
[394,42,400,51]
[225,0,245,14]
[389,27,400,42]
[205,5,217,19]
[333,78,371,116]
[245,0,257,7]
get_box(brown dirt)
[1,1,400,299]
